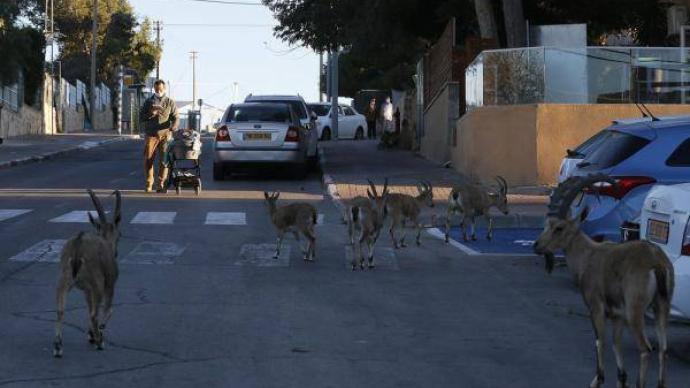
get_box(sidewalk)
[0,132,136,169]
[319,140,549,228]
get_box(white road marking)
[236,244,290,267]
[426,228,480,255]
[9,239,66,263]
[316,214,325,226]
[204,212,246,225]
[129,171,138,176]
[120,241,185,265]
[50,210,107,223]
[131,212,176,224]
[345,246,399,271]
[0,209,32,222]
[514,239,535,247]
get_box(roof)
[245,94,305,102]
[607,115,690,140]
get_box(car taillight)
[285,126,300,142]
[216,126,231,142]
[585,176,656,200]
[681,216,690,256]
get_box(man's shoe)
[145,188,153,193]
[156,188,168,194]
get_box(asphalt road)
[0,139,688,387]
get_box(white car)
[640,183,690,320]
[307,103,368,141]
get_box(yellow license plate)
[646,219,669,244]
[243,132,271,141]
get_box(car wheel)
[321,127,331,141]
[213,163,224,181]
[355,127,364,140]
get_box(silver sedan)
[213,102,309,179]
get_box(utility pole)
[190,51,198,110]
[330,49,339,139]
[319,52,323,102]
[117,65,124,135]
[89,0,98,131]
[154,20,162,80]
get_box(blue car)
[571,116,690,242]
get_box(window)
[579,131,650,170]
[569,130,610,158]
[260,100,307,119]
[344,107,356,116]
[227,105,292,123]
[667,138,690,166]
[307,104,330,116]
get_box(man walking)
[141,80,179,193]
[364,98,377,139]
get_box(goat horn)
[367,179,378,197]
[87,189,108,224]
[547,174,615,219]
[496,176,508,193]
[112,190,122,223]
[382,178,389,196]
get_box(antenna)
[634,103,648,118]
[640,103,660,121]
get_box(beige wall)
[92,108,113,131]
[421,87,451,163]
[452,104,690,186]
[61,107,85,133]
[453,105,538,185]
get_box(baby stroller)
[165,129,203,195]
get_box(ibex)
[348,179,389,270]
[533,175,674,388]
[444,176,509,242]
[264,191,317,261]
[386,181,434,249]
[54,190,122,358]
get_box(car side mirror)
[310,112,318,121]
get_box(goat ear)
[367,189,375,200]
[264,191,270,200]
[274,191,280,200]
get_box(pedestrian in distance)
[379,97,397,148]
[140,80,179,193]
[364,98,377,139]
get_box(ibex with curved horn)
[533,174,674,388]
[54,190,122,358]
[348,179,389,270]
[444,176,509,242]
[385,181,434,249]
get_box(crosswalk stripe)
[131,212,176,225]
[49,210,107,223]
[205,212,246,225]
[9,239,66,263]
[0,209,32,222]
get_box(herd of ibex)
[53,174,676,387]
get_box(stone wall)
[0,104,43,138]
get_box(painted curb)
[0,136,134,170]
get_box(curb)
[319,146,348,222]
[0,136,134,170]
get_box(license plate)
[646,219,669,244]
[243,132,271,141]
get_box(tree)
[473,0,498,41]
[502,0,525,47]
[53,0,160,88]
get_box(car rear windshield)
[666,138,690,167]
[227,105,292,123]
[308,104,330,116]
[579,131,650,170]
[260,100,307,119]
[570,130,609,158]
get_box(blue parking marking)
[446,227,543,255]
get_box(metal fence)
[466,47,690,109]
[0,83,20,112]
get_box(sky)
[128,0,320,109]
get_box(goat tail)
[70,232,86,279]
[654,266,670,302]
[351,206,360,223]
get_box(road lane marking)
[236,244,290,267]
[426,228,480,255]
[345,246,399,271]
[120,241,185,265]
[9,240,66,263]
[0,209,32,222]
[50,210,108,223]
[205,212,246,225]
[131,212,176,224]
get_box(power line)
[164,23,274,27]
[182,0,264,5]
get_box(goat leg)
[588,307,606,388]
[367,238,376,269]
[53,278,69,358]
[486,215,493,241]
[654,300,670,388]
[274,232,284,259]
[611,318,627,388]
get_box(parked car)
[639,183,690,320]
[571,117,690,242]
[213,102,310,180]
[307,103,368,141]
[244,94,318,166]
